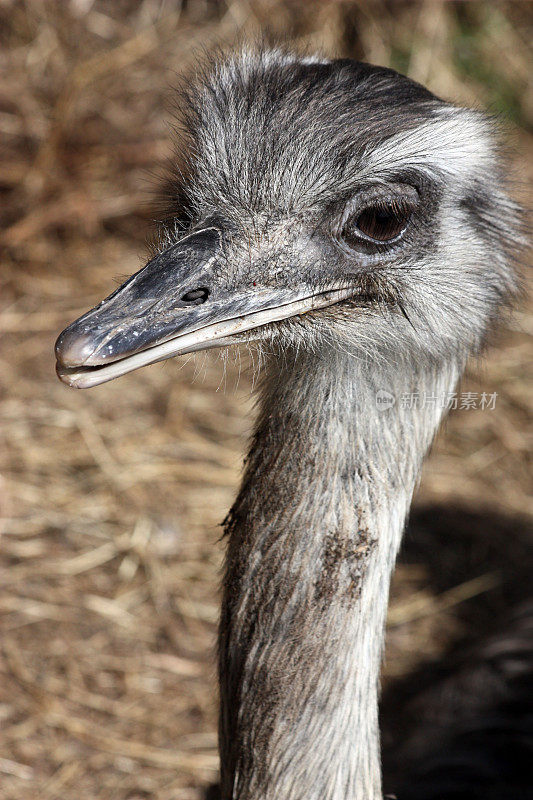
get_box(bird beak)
[55,227,353,389]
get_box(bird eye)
[342,201,412,245]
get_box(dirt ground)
[0,2,531,799]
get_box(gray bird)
[55,49,524,800]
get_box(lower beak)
[55,227,353,389]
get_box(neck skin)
[218,346,460,800]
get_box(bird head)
[55,50,522,388]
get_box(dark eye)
[342,202,412,245]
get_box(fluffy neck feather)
[218,346,461,800]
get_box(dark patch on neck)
[315,528,377,606]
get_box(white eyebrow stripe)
[360,111,495,181]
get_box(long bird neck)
[219,348,460,800]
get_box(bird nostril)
[180,287,210,305]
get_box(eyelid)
[341,184,419,219]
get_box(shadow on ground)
[382,505,532,800]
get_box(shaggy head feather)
[157,48,523,371]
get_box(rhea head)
[55,50,520,387]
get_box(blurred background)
[0,2,531,799]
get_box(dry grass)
[0,2,531,798]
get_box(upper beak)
[55,226,353,389]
